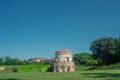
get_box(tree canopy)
[90,37,120,65]
[73,52,92,65]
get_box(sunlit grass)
[0,70,120,80]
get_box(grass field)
[0,70,120,80]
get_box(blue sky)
[0,0,120,59]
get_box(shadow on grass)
[0,79,20,80]
[82,73,120,78]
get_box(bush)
[86,60,98,66]
[12,67,19,72]
[39,66,48,72]
[97,66,108,70]
[47,65,53,72]
[74,61,80,66]
[19,65,49,72]
[4,66,19,72]
[4,66,13,71]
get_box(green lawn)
[0,70,120,80]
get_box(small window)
[67,57,69,61]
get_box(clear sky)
[0,0,120,60]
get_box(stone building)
[54,49,75,72]
[28,57,47,62]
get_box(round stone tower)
[54,49,75,72]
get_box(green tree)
[4,56,12,65]
[0,57,4,65]
[12,58,20,65]
[90,37,116,65]
[4,56,20,65]
[43,60,51,65]
[20,60,29,65]
[73,52,92,65]
[86,59,98,66]
[114,37,120,62]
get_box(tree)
[20,60,29,65]
[4,56,12,65]
[4,56,20,65]
[43,60,51,65]
[0,57,4,65]
[114,37,120,62]
[11,58,20,65]
[73,52,92,65]
[90,37,116,65]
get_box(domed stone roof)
[55,49,71,55]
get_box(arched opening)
[67,57,69,61]
[67,68,70,72]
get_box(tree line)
[0,37,120,66]
[74,37,120,66]
[0,56,50,65]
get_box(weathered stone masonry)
[54,49,75,72]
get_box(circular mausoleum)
[54,49,75,72]
[55,49,71,55]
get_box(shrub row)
[86,63,120,70]
[3,65,49,72]
[4,66,19,72]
